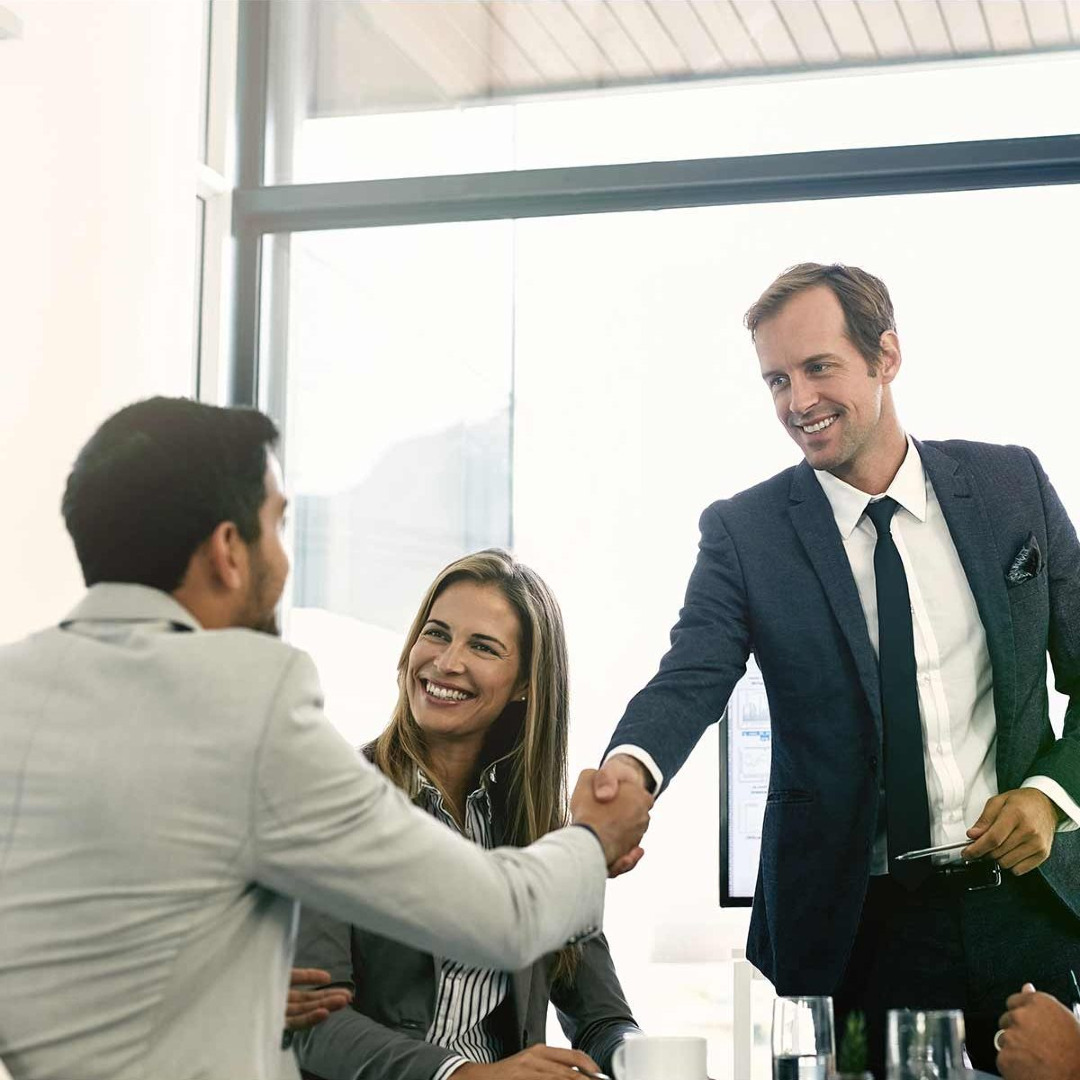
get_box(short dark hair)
[62,397,280,591]
[744,263,896,371]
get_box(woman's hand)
[454,1044,603,1078]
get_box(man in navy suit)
[595,263,1080,1074]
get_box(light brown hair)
[372,548,580,981]
[744,262,896,371]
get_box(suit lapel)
[788,463,882,733]
[916,441,1016,754]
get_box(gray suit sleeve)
[551,934,640,1076]
[246,651,605,973]
[292,907,458,1080]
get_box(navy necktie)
[864,496,932,889]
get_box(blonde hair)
[371,548,579,980]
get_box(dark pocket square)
[1006,532,1042,585]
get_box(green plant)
[838,1011,869,1075]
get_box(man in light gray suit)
[0,397,651,1080]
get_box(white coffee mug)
[611,1035,708,1080]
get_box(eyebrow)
[424,618,509,651]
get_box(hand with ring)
[994,982,1080,1080]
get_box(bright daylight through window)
[242,7,1080,1072]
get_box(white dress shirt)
[611,438,1078,873]
[815,437,1078,870]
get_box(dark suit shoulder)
[700,465,800,524]
[919,438,1042,494]
[921,437,1035,466]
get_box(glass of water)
[886,1009,966,1079]
[772,996,835,1079]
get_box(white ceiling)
[309,1,1080,114]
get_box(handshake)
[570,754,655,877]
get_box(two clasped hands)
[286,763,655,1039]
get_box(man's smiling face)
[756,285,893,480]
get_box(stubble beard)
[245,555,281,637]
[792,413,861,477]
[252,611,280,637]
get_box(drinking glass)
[886,1009,966,1079]
[772,996,836,1079]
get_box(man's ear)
[204,521,248,592]
[877,330,901,385]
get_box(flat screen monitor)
[719,657,771,907]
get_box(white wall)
[0,0,203,644]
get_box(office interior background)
[2,0,1079,1073]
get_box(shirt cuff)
[432,1054,471,1080]
[1022,776,1080,832]
[604,745,663,793]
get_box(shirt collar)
[415,767,496,806]
[812,435,928,540]
[60,583,203,632]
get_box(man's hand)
[571,767,652,877]
[996,983,1080,1080]
[285,968,353,1031]
[592,754,651,803]
[454,1044,602,1078]
[963,788,1063,874]
[589,755,652,876]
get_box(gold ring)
[994,1029,1006,1051]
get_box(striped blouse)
[416,771,511,1080]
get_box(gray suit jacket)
[606,440,1080,993]
[294,912,638,1080]
[292,771,639,1080]
[0,586,606,1080]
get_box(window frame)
[222,3,1080,408]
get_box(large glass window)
[193,196,206,395]
[282,223,514,744]
[275,183,1079,1075]
[198,0,213,164]
[233,10,1080,1075]
[266,0,1080,184]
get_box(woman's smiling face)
[406,580,527,744]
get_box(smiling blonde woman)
[293,549,640,1080]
